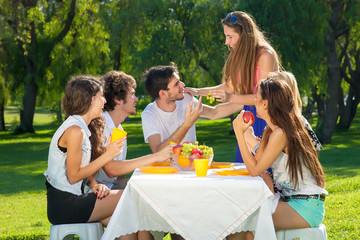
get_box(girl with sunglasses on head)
[185,11,281,163]
[227,79,327,240]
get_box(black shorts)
[46,181,97,225]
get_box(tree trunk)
[56,99,62,123]
[338,85,360,128]
[322,30,342,143]
[0,97,5,131]
[16,0,76,133]
[113,45,121,70]
[19,76,37,133]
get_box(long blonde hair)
[267,71,302,116]
[222,11,281,94]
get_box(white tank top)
[44,115,92,195]
[272,151,328,196]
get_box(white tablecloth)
[102,166,276,240]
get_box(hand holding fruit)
[209,89,230,103]
[233,110,255,135]
[105,137,125,160]
[243,111,255,126]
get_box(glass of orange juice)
[111,128,127,143]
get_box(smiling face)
[121,88,138,116]
[223,25,240,50]
[165,72,185,102]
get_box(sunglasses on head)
[226,13,238,24]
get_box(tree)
[46,1,110,122]
[321,0,360,143]
[0,0,76,133]
[337,1,360,129]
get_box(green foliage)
[239,0,328,96]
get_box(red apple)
[191,148,203,155]
[189,153,202,161]
[173,144,183,154]
[243,111,255,126]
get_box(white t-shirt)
[94,111,127,189]
[141,93,198,144]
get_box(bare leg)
[139,231,155,240]
[171,233,184,240]
[245,231,254,240]
[87,189,123,226]
[226,232,246,240]
[119,233,137,240]
[272,199,310,231]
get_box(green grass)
[0,107,359,239]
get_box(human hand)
[155,144,174,162]
[209,89,230,103]
[105,137,125,160]
[92,183,110,200]
[233,110,253,135]
[184,87,200,96]
[184,96,203,127]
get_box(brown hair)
[101,71,137,112]
[142,63,178,100]
[260,79,325,188]
[222,11,281,94]
[62,75,105,161]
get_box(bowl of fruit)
[172,141,214,171]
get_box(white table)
[102,165,276,240]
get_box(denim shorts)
[287,197,325,227]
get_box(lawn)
[0,106,359,239]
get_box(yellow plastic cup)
[111,128,127,143]
[194,159,209,177]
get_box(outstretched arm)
[184,82,233,96]
[102,145,174,177]
[200,102,243,120]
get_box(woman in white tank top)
[229,77,327,239]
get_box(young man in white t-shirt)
[142,64,243,153]
[94,71,173,191]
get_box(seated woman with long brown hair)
[228,78,327,239]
